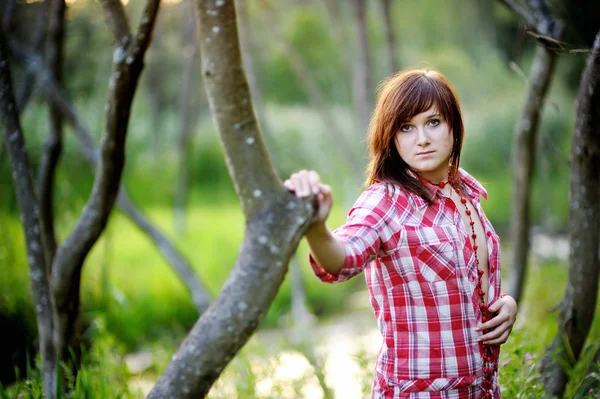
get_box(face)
[394,106,453,182]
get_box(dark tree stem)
[0,32,56,399]
[540,30,600,398]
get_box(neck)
[420,170,449,185]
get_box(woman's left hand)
[476,295,518,345]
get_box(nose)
[416,126,430,146]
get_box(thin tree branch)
[99,0,132,45]
[0,31,56,399]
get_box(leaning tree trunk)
[350,0,372,133]
[48,0,161,387]
[379,0,398,75]
[540,30,600,398]
[147,1,316,397]
[0,32,57,399]
[37,0,66,268]
[506,43,559,304]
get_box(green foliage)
[259,6,349,105]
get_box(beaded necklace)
[427,176,496,398]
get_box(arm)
[304,222,345,275]
[285,170,389,282]
[284,170,345,275]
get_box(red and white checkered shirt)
[310,169,502,399]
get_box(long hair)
[365,68,465,203]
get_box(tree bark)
[350,0,372,133]
[174,6,199,235]
[506,43,558,304]
[9,43,213,314]
[379,0,399,75]
[0,32,56,399]
[49,0,160,369]
[540,30,600,398]
[37,0,66,269]
[147,1,317,397]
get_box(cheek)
[394,135,411,158]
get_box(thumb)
[487,299,503,313]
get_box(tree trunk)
[37,0,66,269]
[147,1,317,397]
[350,0,372,133]
[506,43,559,304]
[48,0,160,384]
[174,7,199,236]
[0,32,57,399]
[379,0,398,75]
[540,30,600,398]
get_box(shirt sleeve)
[309,183,398,283]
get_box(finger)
[483,329,511,345]
[308,171,321,195]
[487,300,503,313]
[476,314,507,332]
[320,184,331,195]
[283,180,296,192]
[294,170,310,197]
[478,322,510,342]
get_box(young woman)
[284,69,518,399]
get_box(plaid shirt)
[310,169,502,399]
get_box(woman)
[284,69,517,398]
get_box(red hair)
[365,68,465,202]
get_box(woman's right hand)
[284,170,333,223]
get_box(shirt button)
[490,266,495,273]
[487,231,492,237]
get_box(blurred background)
[0,0,598,397]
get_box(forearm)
[305,222,346,275]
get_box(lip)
[416,151,435,156]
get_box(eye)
[400,124,412,132]
[428,119,441,127]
